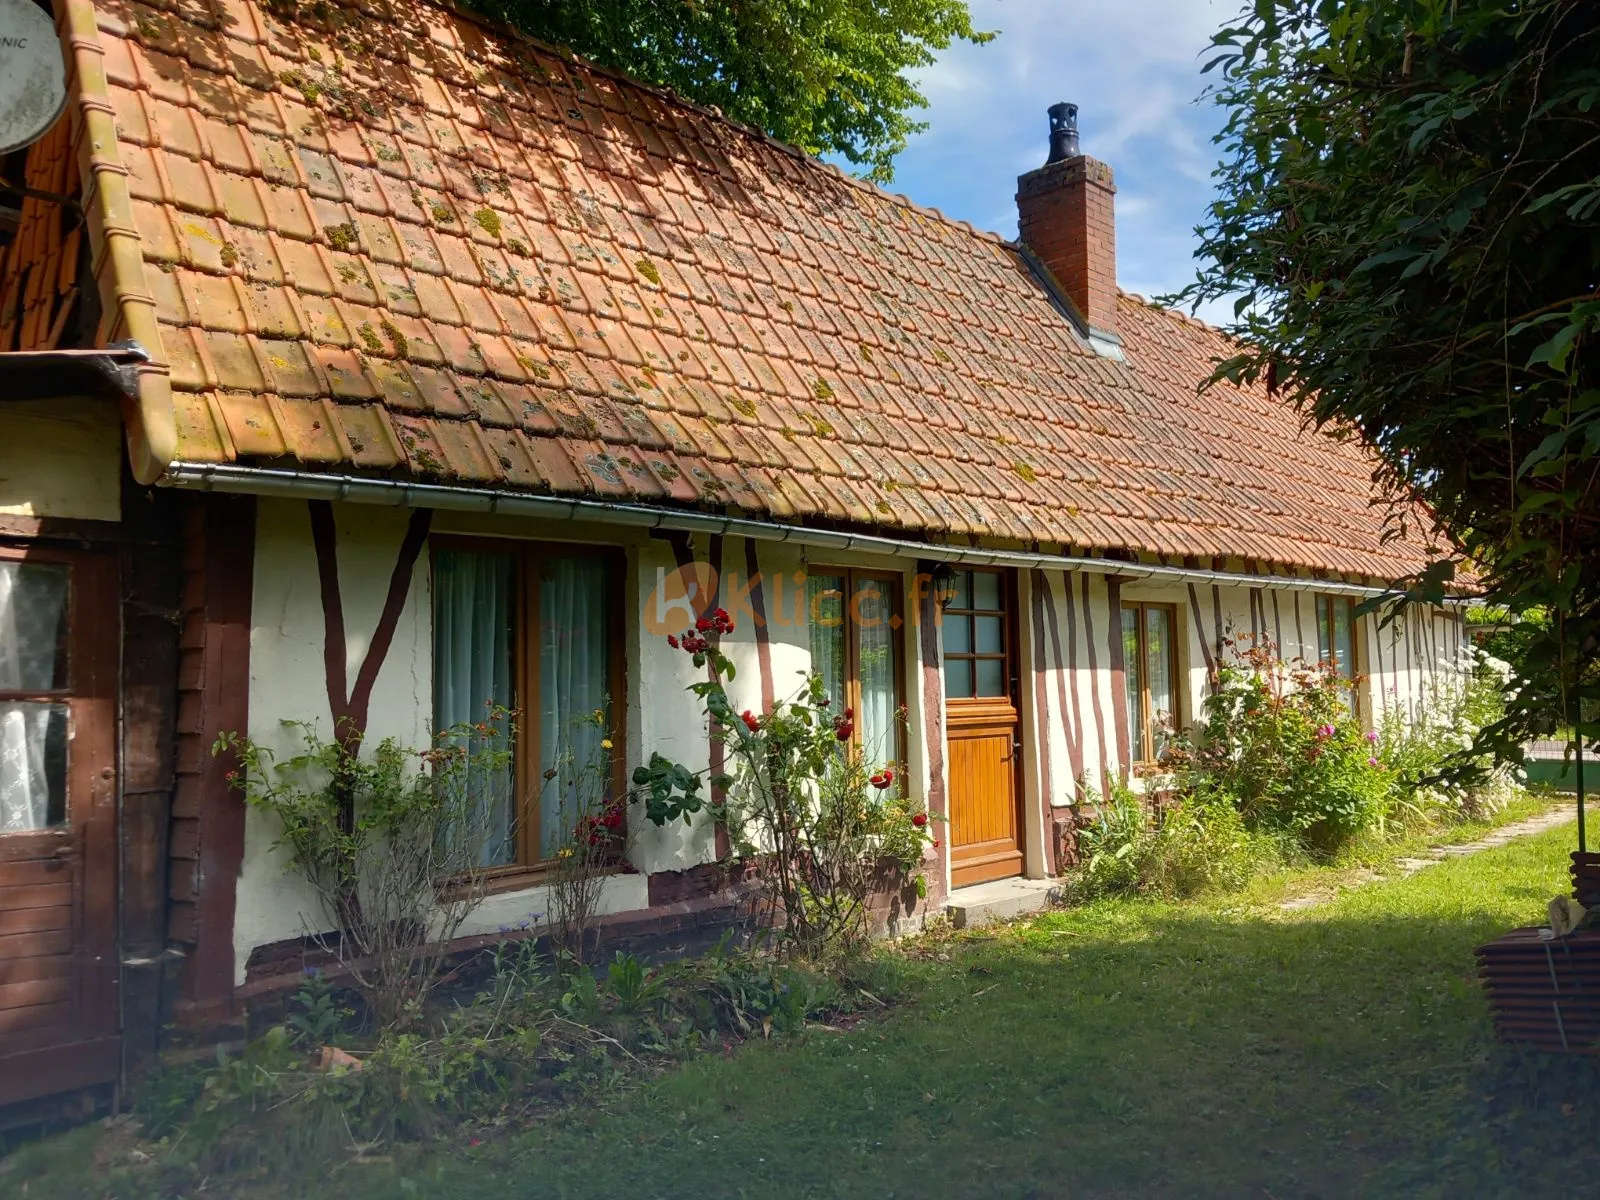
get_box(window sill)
[437,860,635,902]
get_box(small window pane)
[974,615,1003,655]
[1146,607,1174,757]
[971,571,1002,611]
[1122,608,1145,762]
[1331,598,1353,675]
[943,612,972,655]
[0,562,69,691]
[0,702,68,832]
[808,575,847,712]
[1315,595,1331,663]
[944,659,974,699]
[950,571,971,611]
[975,657,1006,697]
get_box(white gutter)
[161,461,1402,599]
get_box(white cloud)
[886,0,1242,314]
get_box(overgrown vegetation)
[28,938,904,1192]
[636,608,935,957]
[1074,637,1525,900]
[1179,0,1600,770]
[13,824,1588,1198]
[213,716,509,1027]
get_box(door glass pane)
[944,659,974,699]
[0,702,67,831]
[807,575,847,713]
[855,580,899,764]
[950,571,971,611]
[433,549,517,867]
[972,571,1002,611]
[0,562,69,691]
[975,657,1006,698]
[540,556,611,858]
[1315,595,1331,663]
[1122,608,1145,762]
[1145,607,1174,758]
[942,611,972,655]
[974,615,1003,655]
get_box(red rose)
[741,710,760,733]
[932,838,941,849]
[844,707,855,719]
[912,812,927,827]
[870,768,894,789]
[834,720,854,741]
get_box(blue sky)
[883,0,1239,324]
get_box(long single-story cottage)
[0,0,1466,1109]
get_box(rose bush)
[634,608,935,956]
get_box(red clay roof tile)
[88,0,1449,579]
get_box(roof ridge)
[420,0,1015,251]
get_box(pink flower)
[1316,723,1336,740]
[1365,730,1379,744]
[1368,756,1381,768]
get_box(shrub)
[1379,645,1523,821]
[1073,776,1282,900]
[213,713,511,1028]
[633,607,935,957]
[1163,637,1390,858]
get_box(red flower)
[696,615,713,632]
[741,710,760,733]
[932,838,942,849]
[844,707,855,720]
[870,768,894,789]
[911,811,927,827]
[834,720,854,742]
[667,634,679,649]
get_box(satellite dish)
[0,0,67,156]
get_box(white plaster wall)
[233,498,434,984]
[1029,571,1468,807]
[0,398,122,521]
[230,512,938,975]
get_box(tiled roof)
[79,0,1445,579]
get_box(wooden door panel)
[947,705,1024,887]
[0,547,120,1104]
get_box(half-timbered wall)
[224,501,1461,977]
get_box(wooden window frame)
[1122,600,1181,766]
[807,567,908,765]
[1315,593,1363,720]
[430,535,627,887]
[940,568,1017,706]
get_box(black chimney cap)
[1047,102,1080,164]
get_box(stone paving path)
[1278,801,1578,912]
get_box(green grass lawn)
[385,821,1597,1200]
[7,811,1596,1199]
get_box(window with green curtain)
[432,547,516,867]
[433,542,620,867]
[806,569,903,766]
[538,556,610,858]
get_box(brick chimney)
[1016,103,1119,348]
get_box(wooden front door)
[0,547,120,1106]
[942,569,1024,887]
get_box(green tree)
[1179,0,1600,761]
[479,0,992,181]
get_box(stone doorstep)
[946,876,1064,930]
